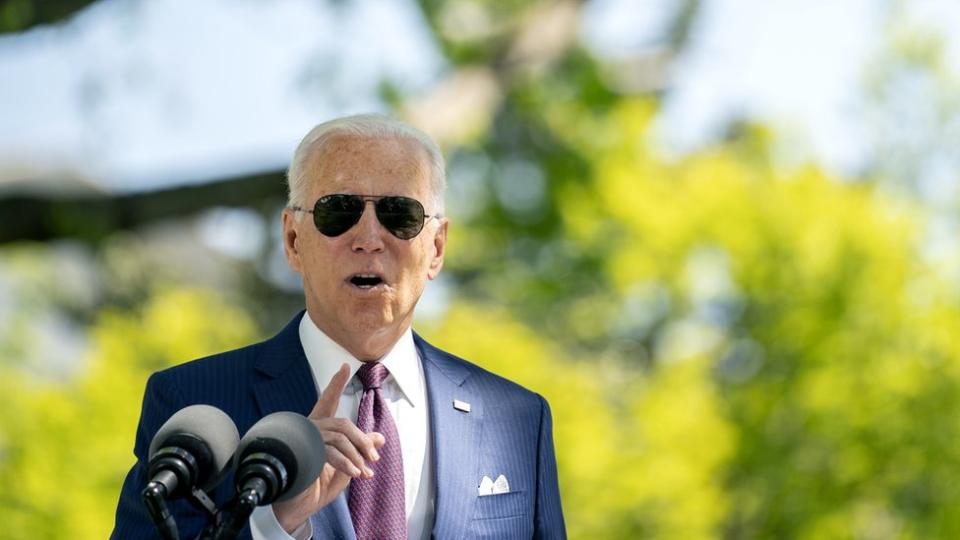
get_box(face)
[282,134,447,360]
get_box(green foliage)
[422,303,733,538]
[2,104,959,538]
[0,288,258,539]
[3,3,960,539]
[0,0,97,33]
[439,96,960,538]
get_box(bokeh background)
[2,0,960,538]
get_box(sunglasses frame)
[290,194,443,240]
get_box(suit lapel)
[252,312,357,540]
[252,312,317,417]
[416,334,483,540]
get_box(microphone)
[212,412,325,540]
[141,405,240,540]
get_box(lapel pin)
[453,399,471,413]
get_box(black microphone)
[212,412,326,540]
[142,405,240,540]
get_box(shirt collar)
[298,313,421,407]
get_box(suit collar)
[254,311,308,379]
[414,332,471,387]
[252,311,317,417]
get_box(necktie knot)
[357,362,388,390]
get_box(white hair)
[286,113,446,215]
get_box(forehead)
[303,133,432,197]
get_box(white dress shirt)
[250,314,435,540]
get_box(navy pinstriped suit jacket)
[111,312,566,539]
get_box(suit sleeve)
[533,394,567,540]
[110,371,226,539]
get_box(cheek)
[300,248,339,289]
[395,255,431,296]
[397,247,432,279]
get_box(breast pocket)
[471,491,534,539]
[474,490,528,520]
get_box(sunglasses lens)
[313,195,364,236]
[376,196,425,240]
[311,195,427,239]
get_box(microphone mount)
[210,452,291,540]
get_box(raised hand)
[272,363,385,533]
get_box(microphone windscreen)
[149,404,240,491]
[237,412,326,502]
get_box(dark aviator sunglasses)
[290,194,442,240]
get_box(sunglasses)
[291,194,442,240]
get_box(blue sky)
[1,0,958,193]
[0,0,442,191]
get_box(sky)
[2,0,959,376]
[0,0,442,192]
[0,0,958,194]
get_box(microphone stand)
[208,451,287,540]
[210,478,267,540]
[144,480,224,540]
[142,473,180,540]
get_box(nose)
[350,200,386,253]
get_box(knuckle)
[328,453,356,473]
[325,446,348,463]
[326,432,347,445]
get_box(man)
[112,114,566,539]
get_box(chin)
[349,306,395,333]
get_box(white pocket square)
[478,474,510,496]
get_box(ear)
[282,209,304,273]
[426,218,447,280]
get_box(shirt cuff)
[249,504,312,540]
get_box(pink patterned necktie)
[348,362,407,540]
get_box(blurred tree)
[863,2,960,206]
[424,96,960,537]
[0,0,95,33]
[0,287,258,539]
[421,302,733,539]
[2,1,960,539]
[404,2,960,536]
[0,172,287,244]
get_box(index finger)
[309,363,351,419]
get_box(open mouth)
[349,274,385,289]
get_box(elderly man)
[111,114,566,539]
